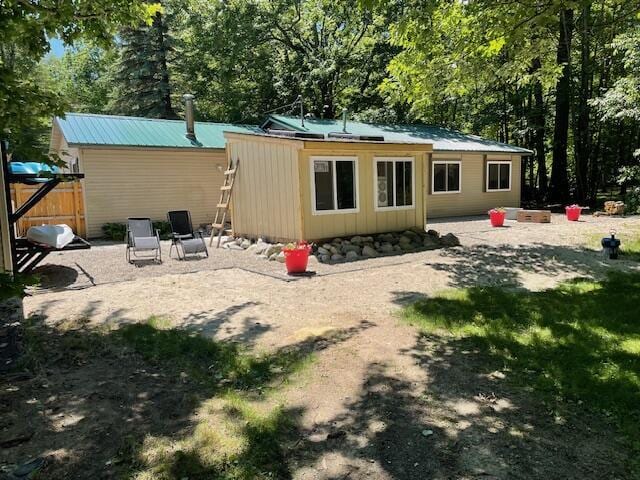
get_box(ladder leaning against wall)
[210,159,238,248]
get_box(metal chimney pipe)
[183,94,196,140]
[342,108,348,133]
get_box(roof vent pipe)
[183,94,196,140]
[342,108,348,133]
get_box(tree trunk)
[531,58,548,200]
[574,3,592,204]
[549,9,574,204]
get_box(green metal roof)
[56,113,260,149]
[265,114,533,154]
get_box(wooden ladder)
[210,159,239,247]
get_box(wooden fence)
[10,182,86,238]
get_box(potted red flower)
[565,204,582,221]
[282,241,312,274]
[488,207,506,227]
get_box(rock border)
[218,228,460,264]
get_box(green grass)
[114,317,312,479]
[18,316,313,480]
[586,228,640,261]
[402,272,640,474]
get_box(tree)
[110,9,176,118]
[45,44,118,114]
[381,0,640,204]
[548,8,574,204]
[0,0,160,159]
[170,0,401,123]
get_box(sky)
[48,38,66,57]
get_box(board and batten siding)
[79,147,226,238]
[426,153,521,218]
[227,136,302,242]
[299,148,428,241]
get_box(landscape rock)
[322,243,333,251]
[319,254,331,263]
[275,251,286,263]
[254,241,269,255]
[317,246,330,255]
[378,243,394,253]
[332,238,343,245]
[240,238,252,249]
[330,253,344,262]
[398,235,412,245]
[224,243,244,251]
[440,233,461,247]
[345,250,359,261]
[362,245,379,257]
[426,229,440,238]
[351,235,364,245]
[422,236,440,249]
[341,244,361,254]
[264,244,283,257]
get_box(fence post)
[72,181,83,237]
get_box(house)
[262,114,532,219]
[49,107,531,240]
[50,112,258,238]
[225,130,432,242]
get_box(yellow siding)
[300,149,428,241]
[79,148,226,237]
[227,138,303,242]
[426,153,521,218]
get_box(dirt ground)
[4,214,640,479]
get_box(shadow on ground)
[428,242,636,288]
[0,300,374,479]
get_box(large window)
[432,161,461,194]
[486,161,511,191]
[374,157,414,210]
[311,156,358,214]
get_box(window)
[432,161,461,194]
[374,157,415,210]
[311,156,358,214]
[486,161,511,191]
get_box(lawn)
[15,315,313,479]
[587,227,640,261]
[402,272,640,475]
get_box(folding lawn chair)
[167,210,208,260]
[126,217,162,264]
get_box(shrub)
[0,273,39,302]
[101,221,173,241]
[101,222,127,241]
[618,165,640,214]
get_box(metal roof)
[55,113,260,149]
[265,114,533,154]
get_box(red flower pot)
[565,205,582,221]
[283,243,311,274]
[489,210,506,227]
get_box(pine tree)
[110,10,176,119]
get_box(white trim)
[310,156,360,215]
[486,160,512,192]
[431,160,462,195]
[373,156,416,212]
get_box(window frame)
[431,160,462,195]
[373,156,416,212]
[486,160,512,192]
[310,155,360,216]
